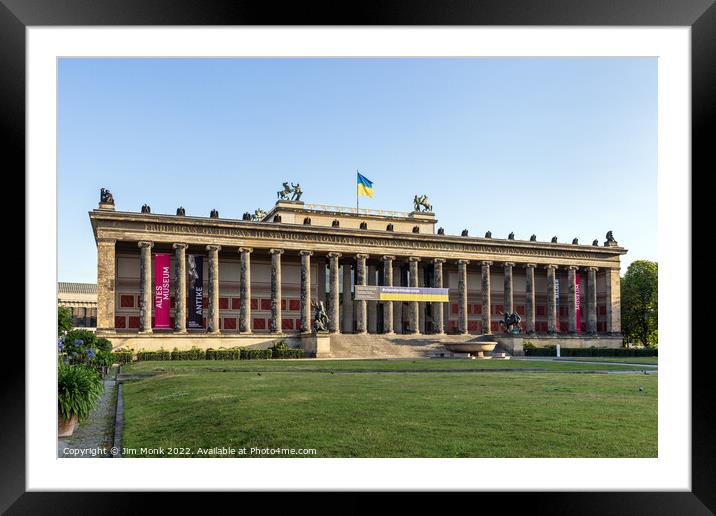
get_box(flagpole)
[356,170,359,213]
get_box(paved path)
[57,366,118,458]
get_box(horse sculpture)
[277,182,292,200]
[100,188,114,204]
[499,311,522,333]
[277,182,303,201]
[413,194,432,212]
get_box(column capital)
[545,264,559,269]
[587,266,599,272]
[328,252,343,259]
[97,237,117,245]
[356,253,369,260]
[138,241,154,248]
[408,256,421,263]
[568,265,579,271]
[525,263,537,269]
[481,260,493,267]
[457,259,470,265]
[433,258,446,265]
[206,244,221,252]
[503,262,515,268]
[269,248,285,255]
[299,250,313,257]
[238,247,254,254]
[382,255,395,262]
[172,242,188,250]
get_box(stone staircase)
[326,334,484,359]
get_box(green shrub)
[58,305,74,335]
[111,349,134,364]
[206,347,242,360]
[95,337,113,352]
[240,348,273,360]
[58,363,104,421]
[171,347,206,360]
[523,341,536,350]
[63,329,98,357]
[272,348,305,359]
[523,346,658,357]
[136,349,172,361]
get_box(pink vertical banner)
[575,272,582,332]
[154,253,171,329]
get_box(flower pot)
[58,413,78,437]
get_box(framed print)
[5,0,713,512]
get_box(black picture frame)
[5,0,710,512]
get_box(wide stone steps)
[326,333,485,359]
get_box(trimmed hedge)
[171,347,205,360]
[524,346,658,357]
[240,348,273,360]
[133,344,304,361]
[111,350,133,365]
[206,348,242,360]
[272,348,305,359]
[136,350,172,361]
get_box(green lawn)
[120,359,657,458]
[555,357,658,365]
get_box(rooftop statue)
[251,208,266,221]
[572,238,579,244]
[485,230,492,238]
[604,230,618,246]
[100,188,114,204]
[176,207,185,216]
[413,194,432,212]
[141,204,151,214]
[277,182,303,201]
[508,232,515,240]
[530,234,537,241]
[551,236,558,243]
[592,239,599,246]
[210,209,219,218]
[291,183,303,201]
[242,212,252,221]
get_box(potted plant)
[57,362,104,437]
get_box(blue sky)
[58,57,656,282]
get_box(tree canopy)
[621,260,658,347]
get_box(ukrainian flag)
[357,172,374,198]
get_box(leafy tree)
[58,305,74,336]
[621,260,658,347]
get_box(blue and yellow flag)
[357,172,374,198]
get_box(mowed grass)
[556,357,658,365]
[123,357,651,374]
[121,359,657,458]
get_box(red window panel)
[170,297,176,309]
[203,297,208,308]
[448,320,457,332]
[536,305,546,316]
[468,320,478,332]
[281,299,287,310]
[260,299,272,311]
[490,321,500,332]
[251,299,259,310]
[599,305,607,316]
[580,322,587,333]
[282,318,294,330]
[120,295,135,308]
[289,299,300,311]
[253,318,266,330]
[559,306,568,317]
[450,303,458,314]
[114,316,126,329]
[231,297,241,310]
[494,304,504,315]
[203,317,207,329]
[474,304,482,315]
[516,305,525,316]
[295,319,302,330]
[223,317,236,330]
[128,316,140,329]
[219,297,229,310]
[597,321,606,332]
[151,317,155,327]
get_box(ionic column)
[546,264,558,335]
[206,245,221,333]
[567,266,578,334]
[96,238,117,333]
[587,267,598,334]
[342,260,353,333]
[368,264,377,333]
[433,258,446,334]
[172,243,188,333]
[418,264,427,333]
[408,257,421,334]
[525,264,536,334]
[382,256,395,334]
[269,249,283,333]
[138,241,154,334]
[457,259,469,335]
[355,254,368,333]
[238,247,253,333]
[503,262,515,315]
[481,261,492,334]
[328,252,342,333]
[605,268,621,334]
[300,250,313,333]
[393,264,403,333]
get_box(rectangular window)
[219,297,229,310]
[128,316,140,329]
[289,299,300,311]
[536,305,546,316]
[231,297,240,310]
[516,305,525,316]
[468,320,478,332]
[114,316,126,329]
[223,317,236,330]
[253,318,266,330]
[450,303,458,314]
[120,295,134,308]
[251,298,258,310]
[260,299,272,311]
[282,318,294,330]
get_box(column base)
[383,330,395,335]
[138,330,153,335]
[173,330,188,335]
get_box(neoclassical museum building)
[90,189,626,356]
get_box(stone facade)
[90,198,626,351]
